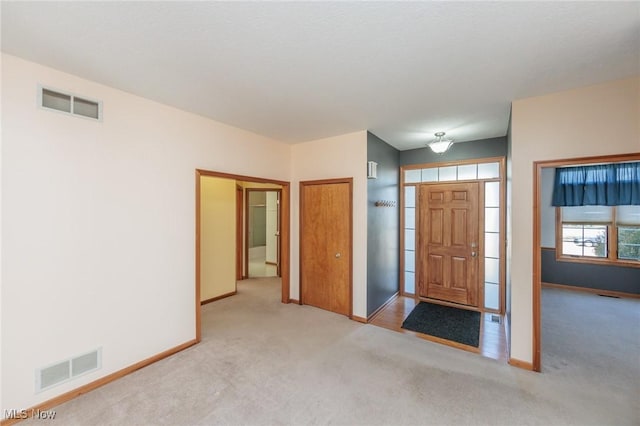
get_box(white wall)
[540,168,556,248]
[291,131,368,318]
[200,177,236,300]
[510,76,640,363]
[1,54,291,413]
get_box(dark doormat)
[401,302,481,347]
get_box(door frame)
[245,188,282,278]
[236,185,244,281]
[400,156,506,314]
[532,152,640,372]
[195,169,290,343]
[299,177,354,318]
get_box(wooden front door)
[300,179,352,317]
[418,182,479,306]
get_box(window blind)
[616,206,640,225]
[561,206,613,224]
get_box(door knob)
[471,252,477,257]
[335,253,341,258]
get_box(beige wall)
[6,48,637,413]
[200,177,236,300]
[291,131,368,318]
[0,52,4,411]
[510,76,640,363]
[1,54,291,412]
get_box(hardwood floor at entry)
[369,295,507,362]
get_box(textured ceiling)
[2,2,639,150]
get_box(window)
[618,226,640,260]
[557,205,640,264]
[553,162,640,265]
[403,161,500,183]
[560,224,608,257]
[617,206,640,261]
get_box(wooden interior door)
[418,182,479,306]
[300,179,352,316]
[264,190,280,275]
[276,192,281,277]
[236,185,243,280]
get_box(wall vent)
[36,348,102,393]
[38,85,102,121]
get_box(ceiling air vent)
[39,85,102,120]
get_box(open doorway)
[533,153,640,372]
[246,189,281,278]
[195,169,290,342]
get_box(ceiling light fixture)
[428,132,454,154]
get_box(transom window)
[404,161,500,183]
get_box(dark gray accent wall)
[400,136,507,166]
[505,112,513,328]
[367,132,400,317]
[541,249,640,294]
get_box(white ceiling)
[2,2,639,150]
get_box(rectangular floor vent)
[36,348,102,392]
[490,314,501,323]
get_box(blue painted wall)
[541,248,640,294]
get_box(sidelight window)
[402,159,504,312]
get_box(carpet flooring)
[541,286,640,411]
[21,280,640,425]
[401,302,481,347]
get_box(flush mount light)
[428,132,454,154]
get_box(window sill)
[556,255,640,269]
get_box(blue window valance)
[552,162,640,206]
